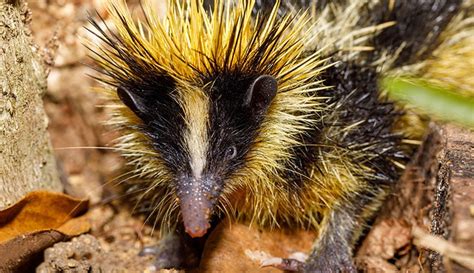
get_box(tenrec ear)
[243,75,278,113]
[117,85,148,117]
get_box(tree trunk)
[0,0,61,209]
[428,124,474,273]
[358,123,474,272]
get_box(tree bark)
[0,0,61,209]
[357,123,474,272]
[429,124,474,273]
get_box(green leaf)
[383,77,474,128]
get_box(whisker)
[54,146,158,156]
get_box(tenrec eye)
[226,146,237,159]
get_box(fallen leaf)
[0,191,89,272]
[0,230,66,272]
[194,221,316,273]
[0,191,89,242]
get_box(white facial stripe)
[182,89,209,180]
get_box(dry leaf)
[0,191,89,272]
[0,191,89,242]
[194,221,316,273]
[0,230,66,272]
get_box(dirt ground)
[25,0,473,272]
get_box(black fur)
[253,0,345,12]
[282,62,407,191]
[204,72,272,179]
[191,16,305,182]
[249,0,463,66]
[364,0,463,66]
[280,61,410,273]
[320,63,407,184]
[204,0,346,15]
[87,14,190,176]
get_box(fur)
[86,0,473,270]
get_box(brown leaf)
[0,191,89,272]
[193,221,316,273]
[0,230,66,272]
[0,191,89,243]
